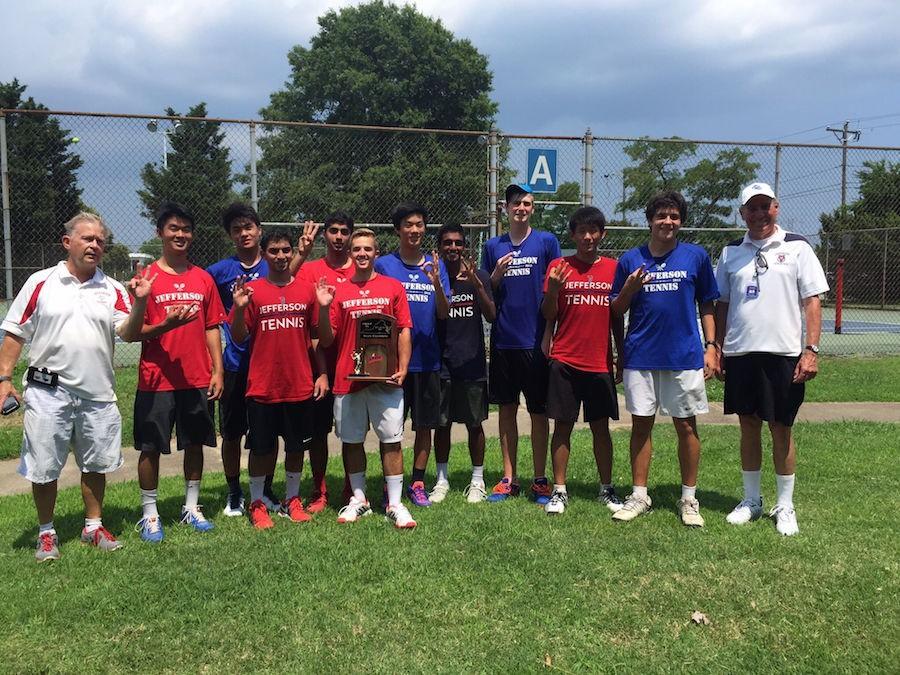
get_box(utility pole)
[826,120,861,209]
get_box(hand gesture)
[162,303,199,328]
[456,251,481,286]
[232,275,254,310]
[297,220,320,258]
[421,251,442,287]
[127,263,157,300]
[315,276,336,307]
[491,252,514,285]
[547,261,572,293]
[623,264,652,294]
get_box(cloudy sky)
[6,0,900,144]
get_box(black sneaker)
[222,491,245,517]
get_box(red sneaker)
[306,491,328,514]
[248,499,275,529]
[279,496,312,522]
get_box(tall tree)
[137,103,234,268]
[1,79,83,294]
[255,1,497,226]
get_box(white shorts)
[333,384,404,444]
[18,385,124,484]
[623,368,709,418]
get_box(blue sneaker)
[406,481,432,507]
[487,477,521,502]
[136,516,164,543]
[531,478,552,505]
[180,506,215,532]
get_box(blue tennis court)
[822,319,900,334]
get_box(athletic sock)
[84,518,102,533]
[742,470,762,502]
[436,462,449,485]
[385,474,403,508]
[140,489,159,519]
[285,471,302,501]
[681,484,697,501]
[39,521,55,535]
[553,484,567,494]
[349,471,367,503]
[249,475,266,504]
[226,475,242,495]
[471,465,484,483]
[184,479,201,510]
[411,467,426,483]
[775,473,795,509]
[632,485,648,499]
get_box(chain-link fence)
[2,109,899,356]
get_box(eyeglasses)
[754,250,768,274]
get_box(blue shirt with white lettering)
[611,242,719,370]
[481,229,561,349]
[374,252,450,373]
[207,256,269,372]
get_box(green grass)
[0,422,897,672]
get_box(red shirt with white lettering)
[138,261,226,391]
[543,255,617,373]
[298,257,353,379]
[330,274,413,395]
[235,277,318,403]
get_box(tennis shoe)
[262,491,280,512]
[612,493,652,522]
[407,480,432,507]
[337,497,372,524]
[222,491,245,517]
[81,526,123,551]
[35,532,60,562]
[726,497,763,525]
[487,477,520,502]
[279,496,312,523]
[464,480,487,503]
[770,504,799,536]
[545,490,568,515]
[531,478,552,505]
[429,480,451,503]
[180,505,215,532]
[305,490,328,514]
[385,503,417,529]
[597,485,624,513]
[248,499,274,529]
[136,516,164,543]
[677,497,705,527]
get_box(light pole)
[147,119,182,169]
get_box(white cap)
[740,182,776,206]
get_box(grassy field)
[0,422,897,672]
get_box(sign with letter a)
[527,148,557,193]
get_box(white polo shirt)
[1,262,131,401]
[715,226,828,357]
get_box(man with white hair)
[0,212,152,561]
[714,182,828,536]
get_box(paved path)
[1,400,897,497]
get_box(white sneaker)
[597,485,624,513]
[464,480,487,503]
[726,497,763,525]
[544,490,568,515]
[677,497,705,527]
[429,481,451,503]
[385,503,417,529]
[770,504,799,536]
[337,497,372,524]
[611,493,651,522]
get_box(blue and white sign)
[527,148,557,193]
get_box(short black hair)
[568,206,607,233]
[505,184,532,204]
[391,202,428,229]
[437,222,466,246]
[221,202,261,233]
[260,229,293,251]
[155,201,195,231]
[645,190,688,224]
[324,211,355,232]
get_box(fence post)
[834,258,844,334]
[774,143,782,196]
[487,129,499,238]
[249,122,259,214]
[582,127,593,206]
[0,114,13,299]
[882,229,888,309]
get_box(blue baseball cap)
[505,183,533,203]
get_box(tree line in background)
[1,0,898,305]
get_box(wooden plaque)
[347,312,399,381]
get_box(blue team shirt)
[206,256,269,372]
[374,251,450,373]
[611,242,719,370]
[481,229,561,349]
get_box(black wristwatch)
[0,375,12,383]
[804,344,820,355]
[704,340,718,350]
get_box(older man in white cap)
[713,182,828,536]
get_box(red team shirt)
[297,258,353,379]
[330,274,413,395]
[543,255,617,373]
[138,262,226,391]
[236,277,318,403]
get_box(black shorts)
[313,393,335,437]
[723,353,805,427]
[489,347,549,414]
[219,369,249,441]
[438,379,489,429]
[246,399,314,455]
[546,360,619,423]
[404,371,442,431]
[134,389,216,454]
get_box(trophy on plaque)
[347,312,399,381]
